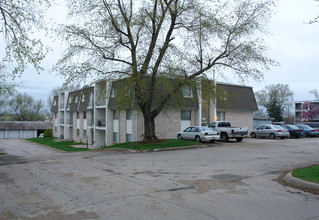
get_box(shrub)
[43,129,53,137]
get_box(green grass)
[292,165,319,184]
[0,153,7,156]
[103,139,201,151]
[27,137,89,152]
[27,137,201,152]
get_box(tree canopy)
[0,0,49,75]
[255,84,294,122]
[56,0,277,141]
[9,93,45,121]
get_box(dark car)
[281,124,303,138]
[297,125,319,137]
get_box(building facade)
[295,100,319,126]
[52,81,258,147]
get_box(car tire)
[270,133,275,139]
[177,134,182,140]
[195,136,201,143]
[251,132,256,138]
[221,133,229,142]
[236,137,243,142]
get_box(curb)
[283,172,319,190]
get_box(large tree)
[0,64,16,116]
[56,0,277,141]
[0,0,49,75]
[255,84,293,122]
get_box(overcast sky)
[12,0,319,103]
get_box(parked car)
[250,125,290,139]
[281,124,303,138]
[177,126,220,143]
[208,121,248,142]
[296,125,319,137]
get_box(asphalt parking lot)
[1,138,319,220]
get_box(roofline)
[216,81,253,89]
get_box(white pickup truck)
[208,121,248,142]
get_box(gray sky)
[13,0,319,102]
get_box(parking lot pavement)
[1,138,319,220]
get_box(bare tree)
[56,0,277,141]
[9,93,45,121]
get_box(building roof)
[0,121,52,130]
[216,83,258,111]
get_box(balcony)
[59,119,64,124]
[96,119,106,127]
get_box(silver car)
[251,125,290,139]
[177,126,220,143]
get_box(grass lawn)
[27,137,201,152]
[27,137,89,152]
[103,139,201,151]
[292,165,319,184]
[0,153,7,156]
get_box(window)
[113,132,118,142]
[126,134,132,142]
[77,112,79,119]
[84,111,87,119]
[111,87,117,98]
[126,109,132,120]
[114,111,119,120]
[83,129,87,138]
[217,111,225,121]
[181,110,191,120]
[82,94,85,102]
[77,129,79,136]
[182,86,193,98]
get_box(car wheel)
[221,133,229,142]
[177,134,182,140]
[195,136,201,143]
[251,132,256,138]
[270,133,275,139]
[236,137,243,142]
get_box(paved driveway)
[0,138,319,220]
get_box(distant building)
[295,100,319,126]
[52,80,258,147]
[0,121,52,139]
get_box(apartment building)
[52,80,258,147]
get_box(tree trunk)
[143,113,158,142]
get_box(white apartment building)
[52,80,258,147]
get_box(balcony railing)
[59,119,64,124]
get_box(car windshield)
[302,125,312,129]
[273,125,284,130]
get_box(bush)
[43,129,53,137]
